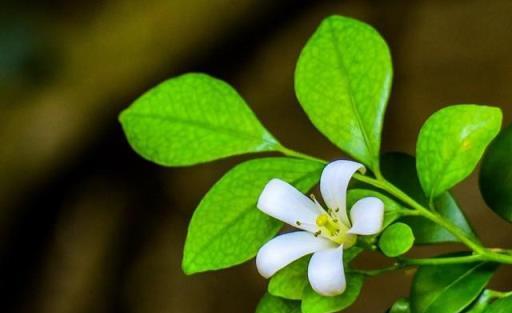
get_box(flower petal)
[308,246,346,296]
[256,231,335,278]
[348,197,384,235]
[258,178,322,232]
[320,160,365,226]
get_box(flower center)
[315,213,356,248]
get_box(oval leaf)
[378,222,414,257]
[480,124,512,222]
[411,259,498,313]
[381,153,478,244]
[295,15,392,171]
[182,157,323,274]
[256,293,301,313]
[416,105,502,200]
[302,274,364,313]
[268,256,310,300]
[484,295,512,313]
[120,73,280,166]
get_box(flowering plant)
[119,15,512,313]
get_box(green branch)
[351,254,488,277]
[399,254,485,265]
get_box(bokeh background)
[1,0,512,312]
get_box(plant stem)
[356,174,512,263]
[352,175,479,249]
[355,175,512,264]
[349,264,401,277]
[276,146,327,164]
[278,147,512,265]
[352,255,488,277]
[486,289,512,299]
[399,254,486,265]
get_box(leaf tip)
[181,255,198,276]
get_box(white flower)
[256,160,384,296]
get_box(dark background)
[1,0,511,312]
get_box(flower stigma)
[292,194,357,248]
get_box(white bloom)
[256,160,384,296]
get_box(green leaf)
[378,222,414,257]
[464,290,495,313]
[480,123,512,222]
[347,189,403,229]
[295,15,392,171]
[302,274,364,313]
[416,105,502,199]
[268,256,310,300]
[268,247,363,300]
[483,295,512,313]
[256,293,301,313]
[411,258,498,313]
[380,153,478,244]
[387,298,411,313]
[119,73,280,166]
[182,157,323,274]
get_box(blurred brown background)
[1,0,512,312]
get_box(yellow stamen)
[316,214,339,236]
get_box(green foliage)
[483,296,512,313]
[256,293,301,313]
[295,15,392,171]
[480,124,512,222]
[378,223,414,257]
[301,274,364,313]
[388,298,411,313]
[182,157,323,274]
[416,105,502,200]
[411,259,498,313]
[120,73,280,166]
[118,13,512,313]
[268,256,310,300]
[381,153,478,244]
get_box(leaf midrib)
[420,262,487,313]
[326,20,375,163]
[125,111,278,147]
